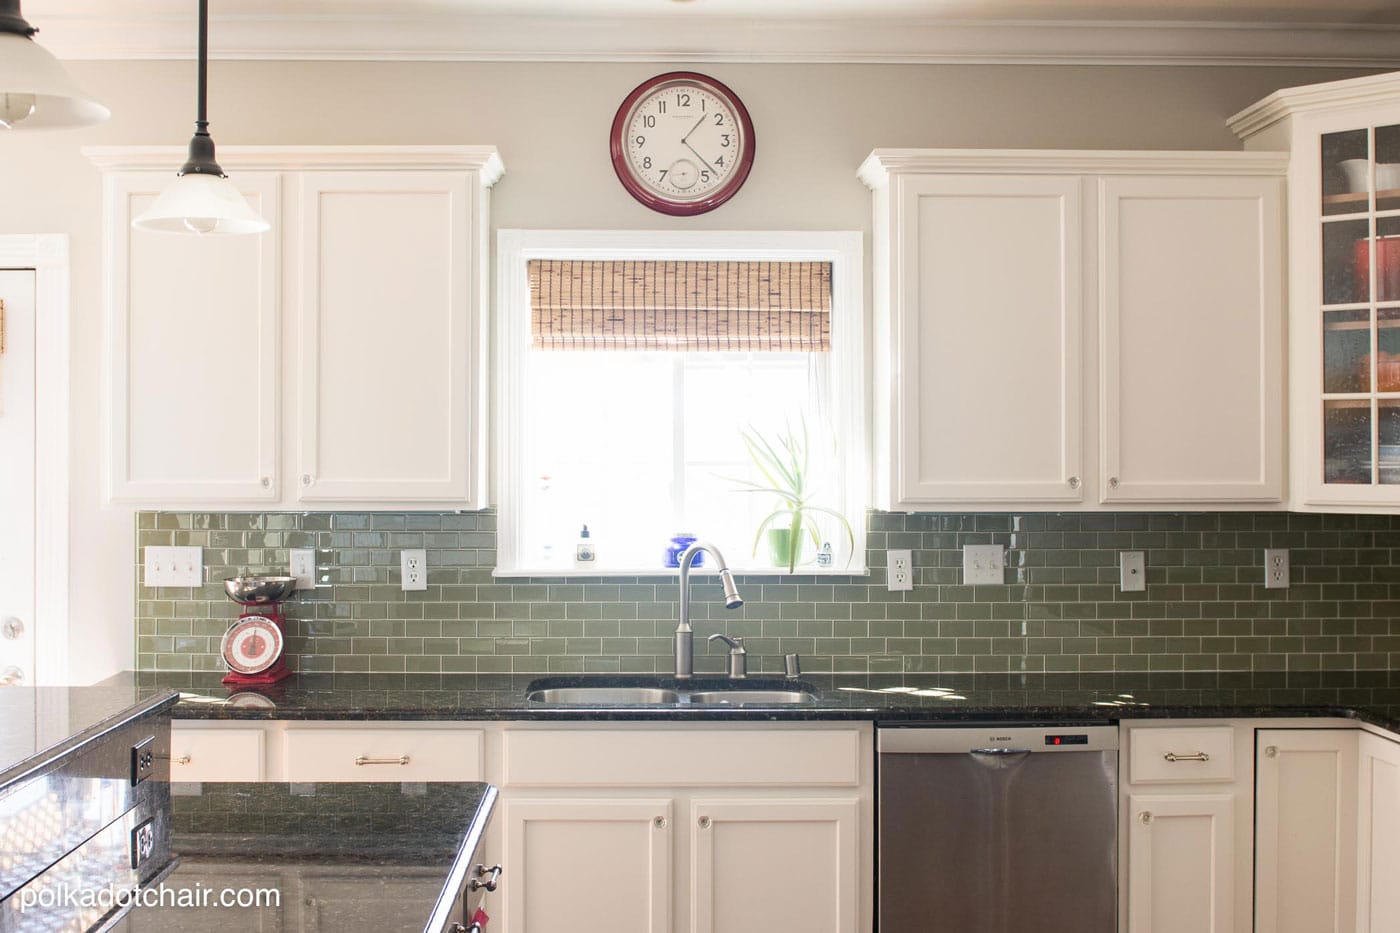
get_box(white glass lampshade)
[132,173,270,236]
[0,32,108,129]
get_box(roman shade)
[528,259,832,351]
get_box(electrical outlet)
[887,549,914,592]
[289,548,316,591]
[1119,551,1146,593]
[130,818,155,870]
[963,545,1005,585]
[130,736,155,786]
[143,546,203,588]
[400,549,428,592]
[1264,548,1290,589]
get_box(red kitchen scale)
[220,576,297,686]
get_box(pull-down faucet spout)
[674,541,743,679]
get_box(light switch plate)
[289,548,316,591]
[1120,551,1146,592]
[144,546,202,588]
[1264,549,1290,589]
[963,545,1005,586]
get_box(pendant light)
[0,0,108,129]
[132,0,268,236]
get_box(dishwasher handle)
[970,747,1032,756]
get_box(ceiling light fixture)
[0,0,108,129]
[132,0,268,236]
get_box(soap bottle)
[575,525,597,567]
[817,542,834,567]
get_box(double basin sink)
[525,677,818,707]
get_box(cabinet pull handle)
[354,755,409,766]
[1163,751,1210,763]
[1139,811,1152,825]
[470,864,502,893]
[174,755,192,765]
[1067,476,1080,489]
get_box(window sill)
[492,565,871,579]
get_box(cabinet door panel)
[1126,793,1234,933]
[502,798,671,933]
[107,172,281,503]
[1099,175,1284,503]
[297,172,474,503]
[690,798,859,933]
[1357,732,1400,933]
[1255,729,1358,933]
[894,174,1083,504]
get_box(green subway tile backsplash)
[134,510,1400,676]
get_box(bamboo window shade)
[529,259,832,352]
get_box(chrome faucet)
[674,541,744,679]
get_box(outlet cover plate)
[143,546,202,588]
[887,549,913,592]
[963,545,1005,586]
[1120,551,1146,592]
[1264,548,1290,589]
[289,548,316,591]
[400,549,428,592]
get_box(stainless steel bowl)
[223,576,297,606]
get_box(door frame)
[0,235,70,685]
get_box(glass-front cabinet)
[1232,72,1400,508]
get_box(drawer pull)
[174,755,192,765]
[1163,751,1210,763]
[470,864,502,893]
[354,755,410,766]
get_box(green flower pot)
[766,527,804,572]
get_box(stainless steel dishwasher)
[878,724,1118,933]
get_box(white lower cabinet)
[689,798,860,933]
[1125,793,1235,933]
[1356,731,1400,933]
[1254,729,1359,933]
[502,798,673,933]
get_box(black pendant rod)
[179,0,224,177]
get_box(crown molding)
[82,145,505,183]
[858,148,1290,188]
[35,13,1400,68]
[1228,70,1400,140]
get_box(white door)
[1098,175,1285,503]
[1124,793,1235,933]
[891,174,1084,505]
[0,270,36,686]
[1357,731,1400,933]
[1255,728,1359,933]
[690,798,860,933]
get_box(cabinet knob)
[653,816,667,829]
[260,476,271,488]
[1,617,22,640]
[0,666,23,686]
[301,473,313,486]
[469,864,502,893]
[1265,745,1278,758]
[697,815,712,829]
[1067,476,1080,489]
[1139,811,1152,825]
[1108,476,1120,488]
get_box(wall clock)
[610,71,756,216]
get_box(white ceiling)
[23,0,1400,65]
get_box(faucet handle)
[707,633,747,679]
[708,633,744,650]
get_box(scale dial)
[220,615,284,675]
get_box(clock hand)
[680,113,706,145]
[683,139,718,175]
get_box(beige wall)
[0,59,1377,682]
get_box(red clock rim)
[220,615,284,675]
[609,71,756,217]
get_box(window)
[496,231,864,575]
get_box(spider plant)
[731,418,853,573]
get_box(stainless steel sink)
[525,687,681,705]
[687,690,817,706]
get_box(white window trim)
[494,229,867,577]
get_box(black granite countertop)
[111,781,496,933]
[109,670,1400,734]
[0,680,178,792]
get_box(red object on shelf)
[221,607,294,686]
[1355,235,1400,303]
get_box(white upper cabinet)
[89,146,503,511]
[101,170,282,504]
[861,150,1286,511]
[1231,72,1400,511]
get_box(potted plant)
[731,419,854,573]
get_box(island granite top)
[106,670,1400,734]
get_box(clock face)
[220,615,284,675]
[610,72,755,216]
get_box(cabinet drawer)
[283,726,484,782]
[1129,726,1235,784]
[503,728,862,787]
[171,726,266,782]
